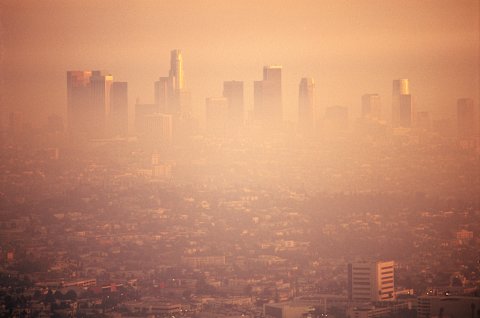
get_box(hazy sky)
[0,0,478,126]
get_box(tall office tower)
[67,71,92,135]
[392,79,411,128]
[223,81,244,129]
[398,94,413,127]
[110,82,128,136]
[67,70,113,138]
[176,89,192,115]
[154,77,173,113]
[348,261,395,302]
[361,94,381,120]
[206,97,229,136]
[298,77,315,135]
[457,98,475,139]
[148,49,195,142]
[169,49,184,91]
[90,71,113,134]
[154,49,191,116]
[254,66,282,127]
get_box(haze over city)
[0,1,480,318]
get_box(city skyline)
[0,0,478,127]
[64,60,478,139]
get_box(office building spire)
[169,49,184,90]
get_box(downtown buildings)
[154,49,190,115]
[65,52,479,148]
[254,66,283,130]
[66,70,128,139]
[136,49,194,147]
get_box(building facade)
[392,79,412,128]
[298,77,315,135]
[254,66,282,128]
[348,261,395,302]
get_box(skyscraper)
[169,49,184,91]
[361,94,381,121]
[154,76,174,113]
[223,81,244,129]
[348,260,395,302]
[67,71,91,135]
[392,79,412,128]
[398,94,413,128]
[298,77,315,135]
[150,49,195,142]
[154,49,191,116]
[254,66,282,128]
[457,98,475,139]
[67,70,113,138]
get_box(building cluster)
[66,71,128,139]
[57,49,480,149]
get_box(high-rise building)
[154,76,173,113]
[361,94,381,121]
[223,80,244,129]
[67,71,92,135]
[150,49,195,141]
[154,49,191,117]
[67,70,113,138]
[110,82,128,136]
[169,49,184,91]
[398,94,413,128]
[457,98,475,139]
[348,260,395,302]
[206,97,229,136]
[90,71,113,135]
[392,79,412,128]
[298,77,315,135]
[254,66,282,127]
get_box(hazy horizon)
[0,0,479,127]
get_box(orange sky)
[0,0,478,126]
